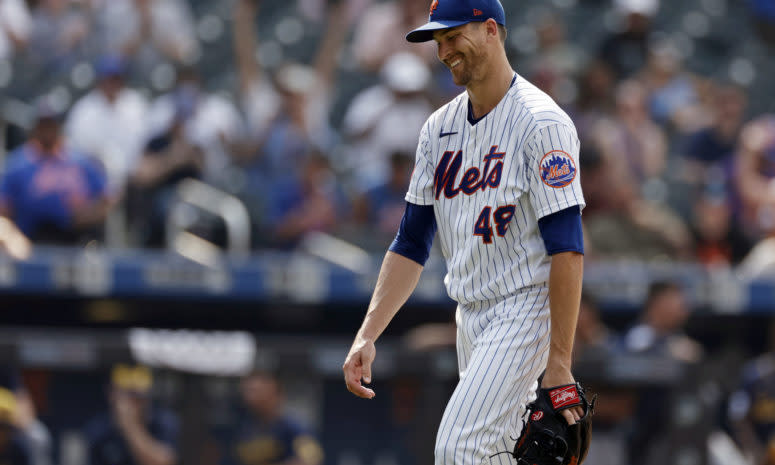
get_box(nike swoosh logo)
[439,131,458,138]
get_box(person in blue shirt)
[0,104,111,245]
[352,151,414,247]
[265,153,345,249]
[84,365,179,465]
[221,370,323,465]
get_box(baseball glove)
[511,381,596,465]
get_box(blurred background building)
[0,0,774,464]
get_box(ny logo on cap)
[430,0,439,16]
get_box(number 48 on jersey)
[474,205,516,244]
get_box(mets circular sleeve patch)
[539,150,576,188]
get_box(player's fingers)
[343,357,362,386]
[345,372,375,399]
[343,354,375,399]
[563,406,584,424]
[345,378,375,399]
[560,408,578,425]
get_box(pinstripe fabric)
[439,287,550,465]
[406,74,585,305]
[404,74,585,464]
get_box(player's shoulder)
[506,74,575,133]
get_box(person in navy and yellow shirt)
[0,386,32,465]
[84,365,178,465]
[222,371,323,465]
[0,103,111,245]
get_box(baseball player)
[343,0,587,464]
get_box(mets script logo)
[429,0,439,17]
[434,146,505,200]
[540,150,576,188]
[549,386,579,409]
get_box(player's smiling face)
[433,22,488,86]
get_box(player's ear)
[484,18,499,41]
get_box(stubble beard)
[451,64,471,86]
[451,48,487,87]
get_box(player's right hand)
[343,337,376,399]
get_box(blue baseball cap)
[406,0,506,43]
[95,55,128,79]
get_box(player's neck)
[466,60,515,120]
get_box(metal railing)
[165,178,251,259]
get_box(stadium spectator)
[598,0,658,79]
[624,280,703,363]
[87,0,200,78]
[0,386,32,465]
[0,368,51,465]
[639,41,707,133]
[569,59,616,142]
[220,370,323,465]
[340,52,433,190]
[523,12,588,105]
[84,364,179,465]
[0,0,31,60]
[572,293,631,465]
[690,193,751,266]
[592,79,667,184]
[265,153,345,249]
[351,0,437,73]
[623,281,703,465]
[351,151,414,248]
[574,292,620,360]
[297,0,370,24]
[231,0,345,184]
[728,323,775,465]
[26,0,90,71]
[128,101,204,248]
[583,153,692,260]
[682,82,747,189]
[65,55,149,194]
[734,115,775,240]
[0,103,111,245]
[146,67,243,189]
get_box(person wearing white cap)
[341,52,434,191]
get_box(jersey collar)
[466,73,518,126]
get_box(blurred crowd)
[0,0,774,269]
[4,281,775,465]
[0,364,325,465]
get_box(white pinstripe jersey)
[406,73,585,305]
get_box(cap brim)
[406,20,471,43]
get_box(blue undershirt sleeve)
[388,202,437,266]
[537,206,584,255]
